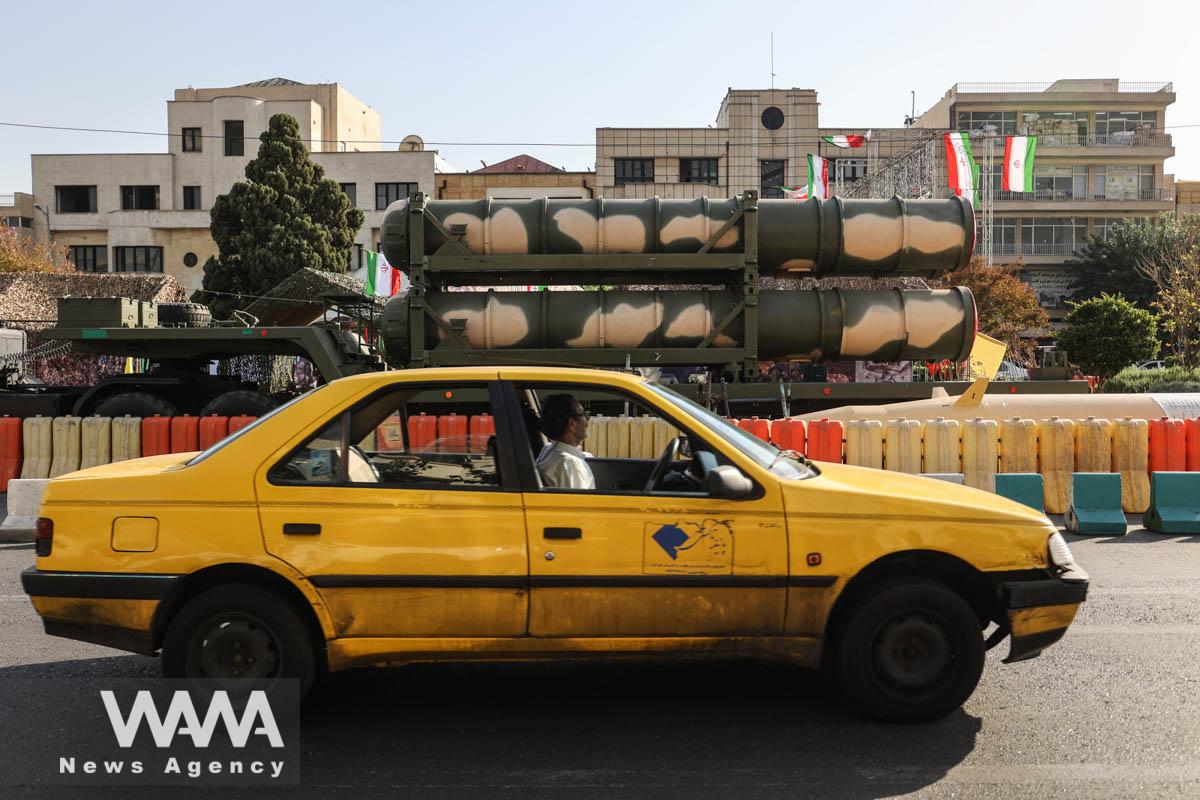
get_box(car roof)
[331,366,651,389]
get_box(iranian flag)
[782,185,809,200]
[1002,135,1038,192]
[822,129,872,149]
[807,154,830,200]
[944,131,979,205]
[364,251,401,298]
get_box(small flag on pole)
[807,154,831,200]
[782,186,809,200]
[821,130,872,149]
[1002,135,1038,192]
[364,251,401,298]
[943,131,979,205]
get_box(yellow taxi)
[22,367,1088,722]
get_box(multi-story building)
[594,80,1177,318]
[29,78,435,292]
[1177,180,1200,216]
[0,192,37,245]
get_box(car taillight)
[35,517,53,557]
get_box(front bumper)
[1000,565,1089,663]
[21,568,181,655]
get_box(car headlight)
[1047,531,1076,570]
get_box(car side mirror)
[704,465,754,500]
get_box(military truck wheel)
[162,583,316,700]
[835,578,985,723]
[158,302,212,328]
[93,392,179,418]
[201,390,277,417]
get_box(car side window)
[270,384,501,489]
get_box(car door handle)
[283,523,322,536]
[544,527,582,540]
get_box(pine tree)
[198,114,364,315]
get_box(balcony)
[1027,132,1173,148]
[989,243,1078,257]
[991,188,1172,202]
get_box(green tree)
[1056,292,1159,383]
[1133,215,1200,367]
[935,258,1048,366]
[1069,219,1160,308]
[198,114,364,316]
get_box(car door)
[255,377,529,638]
[502,375,788,638]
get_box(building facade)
[915,80,1176,315]
[0,192,37,245]
[437,154,595,200]
[29,79,434,292]
[594,80,1177,317]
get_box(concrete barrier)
[1144,472,1200,534]
[995,473,1045,511]
[922,473,965,484]
[0,478,49,542]
[1066,473,1127,535]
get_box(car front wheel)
[835,578,985,723]
[161,584,316,700]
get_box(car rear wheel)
[161,584,316,700]
[835,578,985,723]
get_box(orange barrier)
[407,413,437,452]
[807,419,844,462]
[738,417,771,443]
[141,416,171,457]
[1149,417,1186,473]
[469,414,496,453]
[0,416,20,491]
[376,413,406,451]
[198,416,229,450]
[438,413,468,452]
[170,415,199,453]
[771,418,806,453]
[228,415,257,434]
[1186,419,1200,472]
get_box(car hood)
[788,461,1052,527]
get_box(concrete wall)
[438,172,595,200]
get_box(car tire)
[161,583,317,701]
[200,390,278,417]
[835,578,985,723]
[157,302,212,328]
[92,391,179,418]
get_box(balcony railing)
[991,188,1173,202]
[1032,132,1172,148]
[954,81,1173,94]
[988,243,1079,257]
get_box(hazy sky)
[3,0,1198,192]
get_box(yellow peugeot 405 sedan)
[22,367,1087,722]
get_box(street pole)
[33,204,50,248]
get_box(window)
[181,127,202,152]
[375,182,416,210]
[113,246,163,272]
[68,245,107,273]
[1020,217,1086,255]
[976,218,1017,254]
[760,160,786,199]
[955,110,1017,136]
[2,216,33,228]
[1094,217,1150,241]
[1029,165,1087,200]
[1095,111,1158,138]
[832,158,868,183]
[182,186,201,210]
[614,158,654,185]
[269,384,501,488]
[224,120,244,156]
[1090,165,1155,200]
[679,158,718,184]
[340,182,357,207]
[55,185,97,213]
[1020,111,1088,145]
[120,185,159,211]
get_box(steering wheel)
[644,436,683,492]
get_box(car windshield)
[186,386,327,466]
[645,382,815,480]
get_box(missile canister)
[381,195,975,278]
[381,287,975,364]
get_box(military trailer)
[0,192,1083,419]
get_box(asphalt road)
[2,524,1199,799]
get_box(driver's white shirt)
[536,440,595,490]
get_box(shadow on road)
[0,656,982,798]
